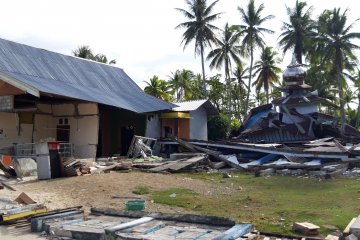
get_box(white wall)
[33,114,56,142]
[52,103,99,159]
[190,107,208,140]
[68,116,98,159]
[0,112,32,147]
[145,114,161,138]
[0,103,99,159]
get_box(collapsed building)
[236,57,360,143]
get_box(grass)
[151,173,360,236]
[132,185,151,195]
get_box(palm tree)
[233,62,248,118]
[93,54,117,65]
[176,0,222,97]
[144,76,172,102]
[207,23,241,114]
[278,0,315,64]
[73,46,116,64]
[252,47,281,104]
[190,73,205,100]
[233,0,274,114]
[207,74,225,110]
[316,8,360,129]
[73,46,94,59]
[169,69,194,101]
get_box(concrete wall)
[145,114,161,138]
[52,103,99,159]
[0,103,99,159]
[33,114,56,142]
[0,112,32,147]
[189,107,208,140]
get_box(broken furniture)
[127,135,157,159]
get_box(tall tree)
[316,8,360,129]
[207,74,225,110]
[278,0,315,64]
[252,47,281,104]
[233,0,274,114]
[144,76,172,102]
[176,0,222,97]
[233,62,248,118]
[169,69,194,101]
[207,23,241,114]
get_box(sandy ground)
[0,171,226,239]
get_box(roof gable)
[172,99,217,115]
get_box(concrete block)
[345,234,358,240]
[350,216,360,238]
[31,210,83,232]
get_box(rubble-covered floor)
[1,171,360,239]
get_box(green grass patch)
[132,185,151,195]
[152,173,360,236]
[152,188,200,208]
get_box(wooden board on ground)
[293,222,320,235]
[149,155,206,172]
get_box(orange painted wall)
[161,118,190,140]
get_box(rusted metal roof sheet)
[0,38,176,113]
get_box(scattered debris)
[127,135,157,159]
[293,222,320,236]
[0,192,47,223]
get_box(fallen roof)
[0,38,176,113]
[172,99,218,115]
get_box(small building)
[157,99,217,140]
[0,38,175,158]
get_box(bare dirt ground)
[1,171,222,239]
[1,171,223,214]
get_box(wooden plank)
[170,136,242,169]
[1,207,47,222]
[168,156,206,171]
[1,181,16,191]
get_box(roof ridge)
[0,37,123,70]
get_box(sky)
[0,0,359,89]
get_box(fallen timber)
[160,137,360,175]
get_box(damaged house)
[236,57,360,143]
[0,38,175,159]
[156,99,217,141]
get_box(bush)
[207,113,231,140]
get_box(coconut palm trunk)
[356,94,360,128]
[245,46,254,114]
[337,69,346,130]
[200,43,207,98]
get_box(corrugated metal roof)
[0,38,176,113]
[172,99,218,115]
